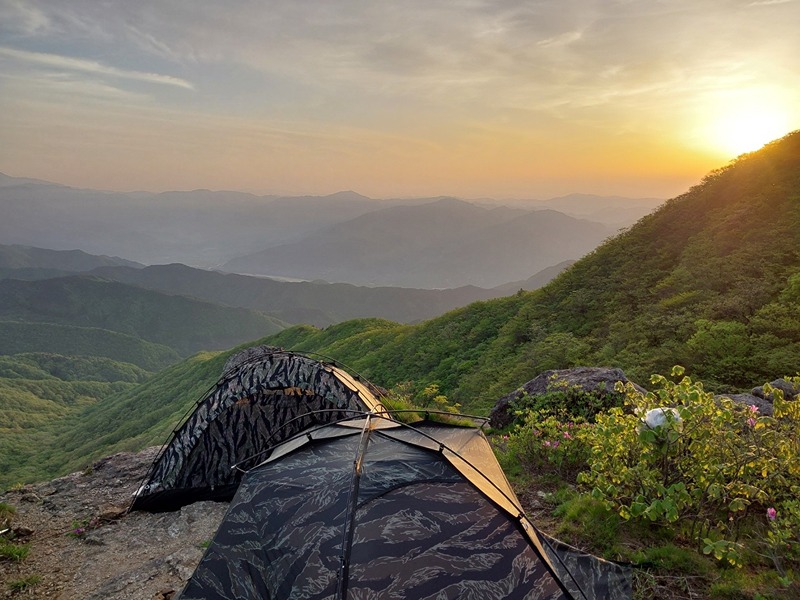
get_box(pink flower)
[749,404,759,413]
[543,440,552,448]
[767,507,777,521]
[747,417,756,428]
[562,431,573,439]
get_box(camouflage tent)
[179,415,631,600]
[131,349,386,511]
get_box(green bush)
[577,367,800,569]
[509,381,622,424]
[501,409,590,481]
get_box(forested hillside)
[0,274,287,489]
[0,352,154,484]
[266,132,800,410]
[0,276,285,356]
[0,349,229,487]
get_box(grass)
[0,541,30,562]
[7,574,41,593]
[553,493,622,558]
[0,502,15,524]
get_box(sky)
[0,0,798,200]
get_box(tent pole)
[336,412,373,600]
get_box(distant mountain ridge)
[0,244,141,274]
[0,172,658,285]
[493,260,576,293]
[89,263,508,326]
[0,244,570,328]
[518,193,664,226]
[0,177,384,266]
[221,198,613,288]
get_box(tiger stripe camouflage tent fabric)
[131,348,386,511]
[179,415,631,600]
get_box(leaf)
[639,429,657,445]
[728,498,747,512]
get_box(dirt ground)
[0,448,228,599]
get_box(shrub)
[510,380,622,424]
[501,409,591,481]
[577,366,800,569]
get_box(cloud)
[537,30,584,48]
[0,0,798,197]
[0,46,193,89]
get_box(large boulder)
[489,367,646,429]
[715,392,774,416]
[751,378,800,402]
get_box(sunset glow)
[706,97,794,157]
[0,1,798,199]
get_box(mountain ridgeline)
[86,263,506,327]
[221,198,614,288]
[0,173,654,287]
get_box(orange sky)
[0,1,798,200]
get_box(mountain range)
[7,132,800,491]
[0,172,659,288]
[0,245,576,327]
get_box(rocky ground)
[0,448,228,599]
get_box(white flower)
[642,407,681,430]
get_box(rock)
[751,378,800,402]
[13,491,40,504]
[0,447,227,600]
[97,505,128,522]
[83,531,106,546]
[716,393,774,416]
[12,526,34,538]
[489,367,646,429]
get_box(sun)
[706,100,792,157]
